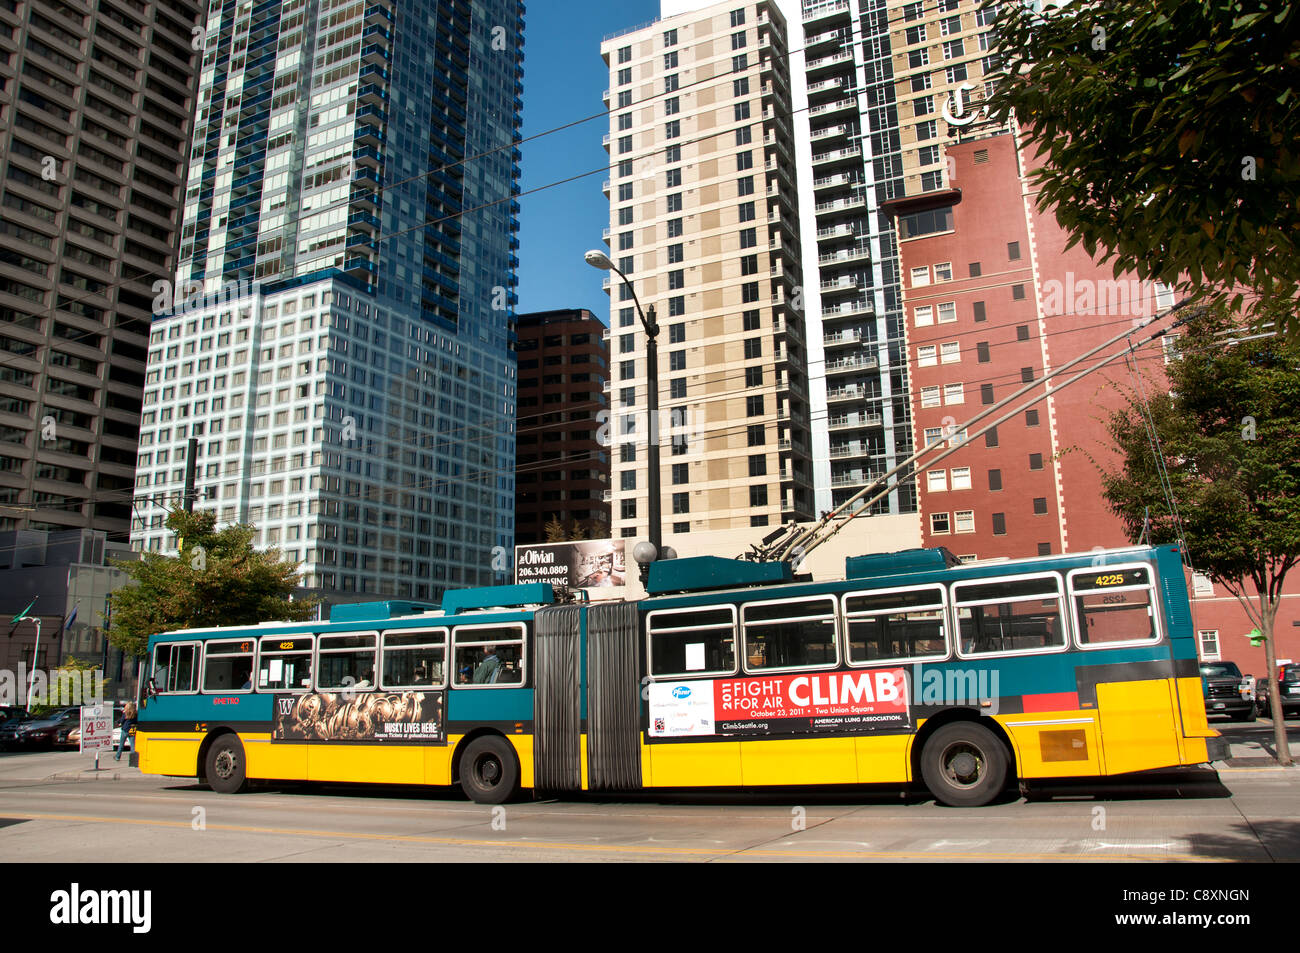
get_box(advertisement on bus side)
[271,691,446,744]
[649,668,911,738]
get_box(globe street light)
[585,249,662,583]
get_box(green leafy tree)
[109,508,316,658]
[986,0,1300,333]
[1100,301,1299,764]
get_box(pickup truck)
[1254,664,1300,718]
[1200,661,1256,721]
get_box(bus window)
[453,624,526,687]
[152,643,198,693]
[647,606,736,678]
[316,632,378,691]
[741,597,838,672]
[383,628,448,689]
[258,636,313,691]
[202,639,256,692]
[844,586,948,664]
[953,575,1066,657]
[1069,567,1158,646]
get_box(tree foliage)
[108,508,315,658]
[986,0,1300,333]
[1101,300,1299,761]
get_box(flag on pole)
[63,603,79,631]
[10,598,36,624]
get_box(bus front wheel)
[459,735,520,804]
[204,734,248,794]
[920,722,1009,807]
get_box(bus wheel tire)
[204,735,248,794]
[460,736,519,805]
[921,722,1009,808]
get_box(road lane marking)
[0,811,1213,861]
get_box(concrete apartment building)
[600,0,816,540]
[0,0,203,538]
[130,0,526,601]
[514,308,610,544]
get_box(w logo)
[277,698,293,716]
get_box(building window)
[969,262,982,277]
[663,28,677,46]
[621,499,636,520]
[918,345,937,367]
[940,341,960,363]
[748,454,766,477]
[938,302,957,323]
[672,492,689,514]
[746,395,764,417]
[955,510,975,533]
[1025,409,1039,427]
[665,120,680,138]
[664,51,678,69]
[1033,497,1048,515]
[618,46,631,63]
[944,383,964,405]
[672,463,688,484]
[1198,630,1220,661]
[988,469,1002,491]
[927,470,947,492]
[985,426,998,448]
[665,74,679,93]
[730,8,745,26]
[934,262,953,281]
[930,512,950,534]
[1029,453,1043,470]
[976,342,990,363]
[1012,284,1026,300]
[973,301,986,322]
[1007,241,1021,260]
[670,378,686,399]
[911,266,930,287]
[747,424,765,446]
[744,337,762,359]
[915,305,934,327]
[991,513,1006,535]
[731,31,747,50]
[749,485,767,507]
[921,385,941,408]
[951,467,971,490]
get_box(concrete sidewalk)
[0,750,141,783]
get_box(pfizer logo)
[671,686,692,699]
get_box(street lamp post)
[585,250,661,582]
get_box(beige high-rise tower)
[600,0,814,541]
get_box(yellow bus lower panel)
[997,711,1103,779]
[137,733,202,778]
[1174,675,1214,765]
[645,734,913,788]
[1096,679,1183,775]
[647,741,742,787]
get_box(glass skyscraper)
[132,0,525,601]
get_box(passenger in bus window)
[413,665,430,686]
[355,666,374,689]
[239,669,253,690]
[473,646,501,684]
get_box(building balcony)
[823,328,864,347]
[805,50,853,73]
[809,97,858,119]
[825,353,880,374]
[815,190,867,215]
[806,75,851,96]
[828,411,884,431]
[830,468,888,488]
[821,298,874,320]
[811,145,862,166]
[809,122,852,142]
[819,275,860,294]
[803,0,850,24]
[819,241,873,265]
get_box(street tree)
[986,0,1300,334]
[109,508,315,659]
[1100,301,1299,764]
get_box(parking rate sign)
[80,703,114,753]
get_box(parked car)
[0,705,28,726]
[1200,661,1256,721]
[0,708,80,749]
[1254,664,1300,718]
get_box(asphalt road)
[0,721,1296,863]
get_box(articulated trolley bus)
[137,543,1221,807]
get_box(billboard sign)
[514,538,626,590]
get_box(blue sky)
[514,0,659,323]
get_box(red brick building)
[884,131,1298,676]
[514,309,611,545]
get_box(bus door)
[533,601,642,794]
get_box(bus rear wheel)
[204,734,248,794]
[920,722,1009,807]
[459,735,519,805]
